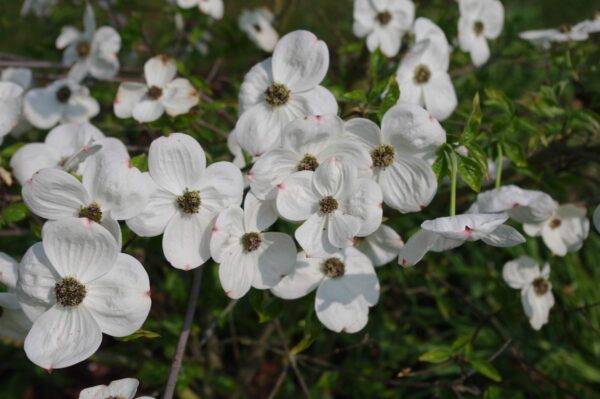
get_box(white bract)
[352,0,415,57]
[21,0,58,16]
[9,122,124,185]
[0,82,24,143]
[23,78,99,129]
[22,150,152,245]
[276,158,382,257]
[272,248,380,333]
[468,185,557,224]
[235,30,338,157]
[127,133,244,270]
[520,20,600,49]
[0,253,32,340]
[355,224,404,267]
[17,218,151,370]
[56,4,121,82]
[210,192,296,299]
[396,39,457,121]
[523,204,589,256]
[458,0,504,67]
[79,378,154,399]
[249,114,371,201]
[413,17,451,57]
[503,255,554,330]
[345,103,446,212]
[114,55,199,123]
[1,68,33,137]
[177,0,224,19]
[238,8,279,52]
[398,213,525,267]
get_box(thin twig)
[267,362,290,399]
[274,320,312,399]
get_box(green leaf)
[431,144,452,180]
[462,93,482,142]
[118,329,161,341]
[2,203,29,223]
[340,90,367,104]
[483,386,502,399]
[378,77,400,121]
[502,140,527,167]
[484,88,514,115]
[464,143,488,178]
[457,154,484,192]
[0,142,25,159]
[451,335,472,353]
[290,311,322,355]
[418,349,452,363]
[470,359,502,382]
[129,153,148,172]
[369,49,385,81]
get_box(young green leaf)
[470,359,502,382]
[418,349,452,363]
[457,154,485,192]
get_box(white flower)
[502,255,554,330]
[345,103,446,212]
[235,30,338,157]
[22,150,152,245]
[56,4,121,82]
[458,0,504,67]
[210,192,296,299]
[114,55,199,123]
[23,78,99,129]
[177,0,224,19]
[239,8,279,52]
[355,224,404,267]
[413,17,451,57]
[17,218,151,370]
[10,122,123,185]
[398,213,525,267]
[519,20,600,49]
[21,0,58,16]
[594,204,600,233]
[276,158,382,257]
[127,133,244,270]
[0,253,32,340]
[396,39,457,121]
[523,204,589,256]
[352,0,415,57]
[79,378,154,399]
[468,185,557,224]
[248,114,371,201]
[272,248,380,333]
[0,82,24,143]
[1,68,33,137]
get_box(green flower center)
[473,20,485,35]
[322,257,345,278]
[55,277,87,307]
[241,232,262,252]
[376,11,392,26]
[177,189,201,214]
[79,202,102,223]
[414,64,431,84]
[147,86,163,100]
[264,83,290,107]
[319,196,338,214]
[76,40,91,58]
[297,154,319,171]
[532,277,549,296]
[549,219,561,229]
[56,86,72,103]
[371,144,395,168]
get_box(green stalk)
[495,143,503,189]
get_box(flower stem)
[449,151,458,217]
[495,143,503,189]
[162,266,204,399]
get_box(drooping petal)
[144,55,177,88]
[218,244,255,299]
[502,255,539,289]
[481,225,526,247]
[397,229,440,267]
[271,252,324,299]
[521,285,554,330]
[161,78,199,116]
[162,210,213,270]
[9,143,61,185]
[114,82,148,119]
[421,213,508,241]
[210,206,244,263]
[276,171,319,221]
[126,187,176,237]
[243,192,279,232]
[422,72,457,121]
[315,277,370,333]
[252,232,297,289]
[469,35,490,67]
[356,224,404,267]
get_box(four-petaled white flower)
[235,30,338,157]
[523,204,589,256]
[458,0,504,67]
[272,248,380,333]
[211,192,296,299]
[177,0,224,20]
[239,8,279,53]
[276,158,382,257]
[398,213,525,267]
[352,0,415,57]
[79,378,154,399]
[355,224,404,267]
[56,4,121,82]
[114,55,199,123]
[17,218,152,370]
[519,20,600,49]
[127,133,244,270]
[0,81,24,143]
[0,252,32,340]
[23,78,99,129]
[345,103,446,212]
[503,255,554,330]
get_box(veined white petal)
[163,210,213,270]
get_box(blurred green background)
[1,0,600,398]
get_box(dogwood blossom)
[23,78,99,129]
[17,218,151,369]
[248,114,370,200]
[235,30,338,157]
[0,82,24,143]
[355,224,404,267]
[10,122,124,185]
[239,8,279,52]
[520,20,600,48]
[458,0,504,67]
[345,103,446,212]
[114,55,199,123]
[0,253,32,340]
[523,204,589,256]
[396,38,457,121]
[503,255,554,330]
[352,0,415,57]
[210,192,296,298]
[398,213,525,267]
[79,378,154,399]
[1,68,32,137]
[272,248,379,333]
[276,158,382,257]
[177,0,224,19]
[127,133,243,270]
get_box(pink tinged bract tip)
[277,182,285,190]
[464,226,473,237]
